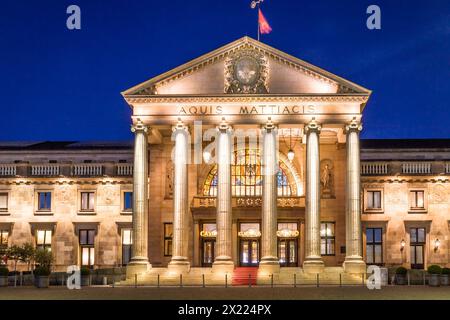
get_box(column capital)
[217,117,233,133]
[304,118,321,134]
[345,118,363,133]
[172,118,189,133]
[262,117,277,132]
[131,119,149,134]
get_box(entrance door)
[278,239,298,267]
[202,239,215,267]
[410,227,425,269]
[240,239,259,266]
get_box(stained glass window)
[204,149,292,197]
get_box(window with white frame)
[0,193,8,212]
[36,230,52,251]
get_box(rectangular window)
[366,228,383,265]
[38,192,51,211]
[121,229,132,266]
[81,192,95,211]
[164,223,173,256]
[320,222,335,256]
[79,229,95,267]
[410,191,425,210]
[123,192,133,212]
[0,230,8,248]
[36,230,52,251]
[367,191,382,210]
[0,193,8,212]
[410,227,426,269]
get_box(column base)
[259,256,280,275]
[212,257,234,274]
[343,256,366,274]
[303,257,325,274]
[126,258,151,278]
[168,257,190,274]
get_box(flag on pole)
[258,8,272,34]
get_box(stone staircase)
[232,267,258,286]
[116,267,366,287]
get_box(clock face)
[234,56,260,85]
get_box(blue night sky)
[0,0,449,141]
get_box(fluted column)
[343,118,366,273]
[303,118,324,273]
[212,120,234,273]
[168,120,190,273]
[259,119,280,274]
[126,120,151,277]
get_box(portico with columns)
[122,37,371,278]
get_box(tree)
[6,245,21,274]
[34,248,53,269]
[20,243,35,271]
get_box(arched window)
[203,149,292,197]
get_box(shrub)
[396,267,408,275]
[428,265,442,274]
[441,268,450,275]
[0,266,9,276]
[34,248,53,268]
[80,267,91,276]
[34,266,50,276]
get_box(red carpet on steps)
[232,267,258,286]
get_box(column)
[212,120,234,273]
[303,118,324,273]
[343,118,366,273]
[168,120,190,273]
[259,119,280,274]
[127,120,151,277]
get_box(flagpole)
[257,4,260,41]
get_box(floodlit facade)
[0,38,449,278]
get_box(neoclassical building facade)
[0,37,449,278]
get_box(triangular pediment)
[123,36,370,97]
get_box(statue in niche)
[165,160,174,199]
[320,159,334,198]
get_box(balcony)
[361,162,389,175]
[72,164,104,176]
[117,163,133,176]
[0,164,17,176]
[31,164,60,176]
[401,162,432,175]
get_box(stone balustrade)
[361,162,389,175]
[401,162,432,174]
[117,163,133,176]
[72,164,104,176]
[31,164,60,176]
[0,164,17,176]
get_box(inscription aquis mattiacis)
[177,104,316,115]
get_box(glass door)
[410,227,425,269]
[202,239,215,267]
[240,239,259,266]
[278,239,298,267]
